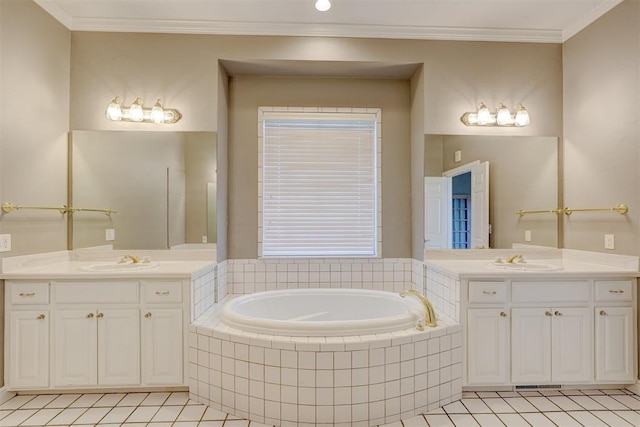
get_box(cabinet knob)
[554,311,562,316]
[96,313,104,318]
[86,313,94,319]
[37,314,45,320]
[19,292,36,297]
[145,312,152,318]
[600,310,607,316]
[545,311,552,316]
[500,312,507,317]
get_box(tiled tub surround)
[223,258,416,297]
[189,304,462,426]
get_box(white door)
[424,177,450,248]
[98,309,140,385]
[142,309,184,385]
[470,161,489,249]
[595,307,635,382]
[53,310,97,387]
[9,311,49,389]
[467,309,509,384]
[512,308,551,383]
[551,307,592,383]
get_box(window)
[258,107,381,257]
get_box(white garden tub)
[219,288,421,336]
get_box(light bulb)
[496,103,513,126]
[128,98,144,122]
[150,99,165,124]
[314,0,331,12]
[106,97,123,121]
[514,105,530,127]
[476,102,491,125]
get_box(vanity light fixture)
[314,0,331,11]
[105,97,181,124]
[461,103,530,127]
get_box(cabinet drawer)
[10,282,49,305]
[595,280,633,302]
[143,281,183,303]
[54,282,139,304]
[469,282,508,303]
[512,281,590,303]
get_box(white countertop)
[424,249,640,279]
[0,250,216,280]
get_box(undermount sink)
[81,262,159,272]
[486,262,563,272]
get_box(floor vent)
[515,384,562,390]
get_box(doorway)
[425,161,489,249]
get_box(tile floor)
[0,389,639,426]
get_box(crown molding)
[64,17,563,43]
[34,0,73,28]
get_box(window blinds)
[262,113,378,257]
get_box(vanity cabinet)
[8,310,49,388]
[53,309,140,387]
[141,281,184,385]
[5,279,189,391]
[459,277,636,388]
[511,307,592,384]
[467,308,509,384]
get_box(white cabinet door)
[551,307,592,383]
[142,309,183,385]
[53,310,97,387]
[98,309,140,386]
[467,309,509,384]
[512,308,551,383]
[595,307,635,382]
[8,311,49,389]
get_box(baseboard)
[625,380,640,395]
[0,387,16,405]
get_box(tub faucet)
[400,289,437,328]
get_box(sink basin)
[81,262,159,272]
[486,262,563,272]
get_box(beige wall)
[228,76,412,259]
[563,0,640,255]
[0,0,70,256]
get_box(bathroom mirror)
[70,131,216,250]
[425,135,559,249]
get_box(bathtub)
[189,288,463,426]
[219,288,422,336]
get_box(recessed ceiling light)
[314,0,331,12]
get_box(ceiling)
[34,0,622,43]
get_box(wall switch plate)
[454,150,462,163]
[106,229,115,241]
[525,230,532,242]
[604,234,615,250]
[202,236,208,243]
[0,234,11,252]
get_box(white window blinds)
[261,111,379,257]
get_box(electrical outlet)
[105,229,115,241]
[454,150,462,163]
[604,234,615,250]
[0,234,11,252]
[525,230,532,242]
[202,235,208,243]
